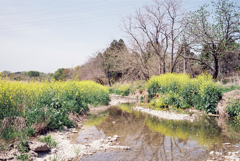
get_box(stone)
[72,131,78,133]
[123,146,130,150]
[215,152,222,155]
[223,143,231,145]
[209,151,215,155]
[52,148,58,153]
[113,135,119,138]
[28,150,38,157]
[110,137,118,142]
[5,156,14,160]
[112,121,115,124]
[63,126,68,131]
[78,124,82,128]
[28,141,50,152]
[107,136,111,140]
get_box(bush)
[109,81,146,96]
[27,71,40,77]
[0,78,110,140]
[227,100,240,117]
[147,73,222,113]
[109,83,133,96]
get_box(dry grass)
[216,90,240,117]
[0,116,26,134]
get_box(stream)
[76,104,240,161]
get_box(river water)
[77,104,240,161]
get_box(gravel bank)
[133,106,197,122]
[36,130,130,161]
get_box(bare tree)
[122,0,185,76]
[122,1,168,76]
[161,0,186,72]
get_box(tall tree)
[122,0,185,75]
[186,0,240,79]
[98,39,127,86]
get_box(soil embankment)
[216,90,240,117]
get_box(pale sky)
[0,0,235,73]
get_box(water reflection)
[79,105,240,161]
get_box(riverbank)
[35,128,130,161]
[1,94,240,161]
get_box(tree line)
[75,0,240,85]
[2,0,239,85]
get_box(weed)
[17,138,29,153]
[0,143,6,151]
[49,154,63,161]
[74,146,81,155]
[39,135,57,148]
[147,73,222,113]
[0,79,110,140]
[15,153,30,161]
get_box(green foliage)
[39,135,57,148]
[15,153,30,161]
[221,84,240,93]
[25,106,74,130]
[98,39,127,86]
[0,127,22,141]
[17,138,29,153]
[0,79,110,141]
[227,100,240,117]
[0,143,6,151]
[150,96,168,109]
[15,137,31,161]
[109,83,133,96]
[140,96,144,103]
[109,81,145,96]
[27,71,40,77]
[147,73,222,113]
[186,0,240,79]
[53,68,66,81]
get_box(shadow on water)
[78,104,240,161]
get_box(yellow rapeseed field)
[0,78,110,120]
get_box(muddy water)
[77,104,240,161]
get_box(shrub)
[109,81,146,96]
[147,73,222,113]
[109,83,133,96]
[227,100,240,117]
[0,78,110,140]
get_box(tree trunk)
[213,55,219,80]
[107,72,112,86]
[163,55,166,74]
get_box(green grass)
[221,84,240,93]
[39,135,57,148]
